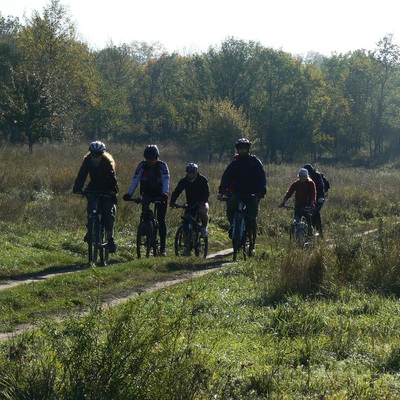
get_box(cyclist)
[123,145,170,256]
[73,141,119,253]
[303,163,326,237]
[169,163,210,238]
[279,168,316,236]
[217,138,267,245]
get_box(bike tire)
[297,227,306,248]
[87,217,96,265]
[136,221,152,258]
[92,216,102,266]
[232,214,244,261]
[174,226,185,256]
[195,232,208,258]
[152,221,159,256]
[99,226,109,266]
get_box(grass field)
[1,143,400,398]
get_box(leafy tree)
[193,98,251,160]
[1,0,99,151]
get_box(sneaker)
[108,238,117,253]
[160,248,166,257]
[200,227,208,239]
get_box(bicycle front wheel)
[232,214,244,261]
[175,225,192,256]
[137,221,152,258]
[195,233,208,258]
[99,225,109,266]
[87,216,104,266]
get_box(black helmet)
[89,141,106,154]
[303,164,314,175]
[185,162,198,174]
[235,138,251,150]
[143,144,159,159]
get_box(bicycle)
[279,205,313,248]
[173,204,208,258]
[124,197,161,258]
[80,190,110,266]
[222,195,255,261]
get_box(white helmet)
[89,141,106,154]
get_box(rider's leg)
[157,202,168,253]
[197,202,209,227]
[101,197,117,252]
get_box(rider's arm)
[73,157,89,193]
[126,162,144,196]
[219,162,234,194]
[160,161,170,196]
[170,178,186,203]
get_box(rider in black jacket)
[169,163,210,238]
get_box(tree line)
[1,0,400,164]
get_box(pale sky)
[1,0,399,56]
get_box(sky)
[1,0,399,56]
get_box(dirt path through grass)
[0,248,233,342]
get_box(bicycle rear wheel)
[137,221,152,258]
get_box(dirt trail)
[0,248,233,342]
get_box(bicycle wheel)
[174,226,187,256]
[232,214,244,261]
[152,221,159,256]
[92,216,102,266]
[136,221,152,258]
[194,231,208,258]
[87,217,96,265]
[296,224,306,247]
[99,225,109,266]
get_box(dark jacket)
[170,173,210,205]
[219,154,267,196]
[73,154,119,194]
[304,164,325,198]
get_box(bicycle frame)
[173,204,208,258]
[280,205,312,248]
[125,197,161,258]
[222,195,255,261]
[81,190,110,266]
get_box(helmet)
[303,164,314,175]
[89,141,106,154]
[185,162,198,174]
[143,144,159,159]
[299,168,309,177]
[235,138,251,150]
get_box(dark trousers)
[155,201,167,251]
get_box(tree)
[1,0,99,151]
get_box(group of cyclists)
[72,138,328,257]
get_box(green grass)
[3,144,400,397]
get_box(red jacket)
[284,179,316,206]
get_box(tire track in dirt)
[0,248,233,342]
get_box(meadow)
[1,143,400,399]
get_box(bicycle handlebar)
[124,197,163,204]
[79,190,111,198]
[279,204,312,212]
[173,203,198,210]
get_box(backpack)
[321,173,330,193]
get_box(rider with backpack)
[303,163,329,237]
